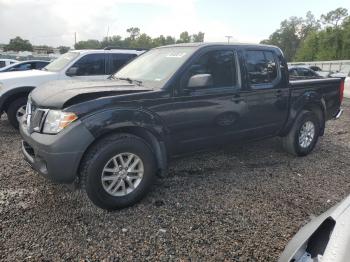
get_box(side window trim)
[183,48,241,93]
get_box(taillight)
[340,79,344,104]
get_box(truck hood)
[0,69,57,91]
[31,79,154,108]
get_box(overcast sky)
[1,0,350,47]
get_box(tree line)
[74,28,204,49]
[2,36,70,54]
[1,28,204,54]
[261,7,350,62]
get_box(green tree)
[58,46,70,54]
[192,32,205,42]
[4,36,33,52]
[261,17,303,61]
[74,39,101,49]
[126,27,140,40]
[100,35,124,48]
[176,31,191,43]
[134,33,153,48]
[321,7,348,27]
[342,17,350,59]
[300,11,321,40]
[295,32,319,61]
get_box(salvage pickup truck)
[20,43,344,210]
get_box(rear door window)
[0,61,5,68]
[72,54,106,76]
[108,53,137,74]
[245,50,278,86]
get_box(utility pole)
[225,35,232,44]
[74,32,77,46]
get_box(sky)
[1,0,350,47]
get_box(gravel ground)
[1,100,350,261]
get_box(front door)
[159,48,248,153]
[67,53,109,80]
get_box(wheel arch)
[0,86,35,113]
[281,92,326,136]
[79,125,168,180]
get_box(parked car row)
[0,58,18,68]
[0,60,49,73]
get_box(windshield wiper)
[113,77,143,86]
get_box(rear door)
[242,49,289,137]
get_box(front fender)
[81,108,167,140]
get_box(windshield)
[44,52,80,72]
[113,47,195,88]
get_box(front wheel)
[282,110,321,156]
[80,134,157,210]
[7,97,27,129]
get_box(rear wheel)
[7,97,27,129]
[282,110,321,156]
[80,134,157,210]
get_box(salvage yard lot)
[1,100,350,261]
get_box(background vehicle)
[0,58,18,68]
[0,60,49,73]
[20,43,344,210]
[0,48,145,128]
[345,72,350,98]
[288,66,324,80]
[279,195,350,262]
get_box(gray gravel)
[1,100,350,261]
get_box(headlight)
[43,110,78,134]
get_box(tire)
[80,133,157,210]
[282,110,321,156]
[7,97,27,129]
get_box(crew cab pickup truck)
[0,48,144,129]
[19,43,344,210]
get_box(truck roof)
[70,49,145,55]
[156,42,279,50]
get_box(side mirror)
[66,67,78,77]
[187,74,213,88]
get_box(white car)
[0,48,145,128]
[344,73,350,99]
[0,59,18,68]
